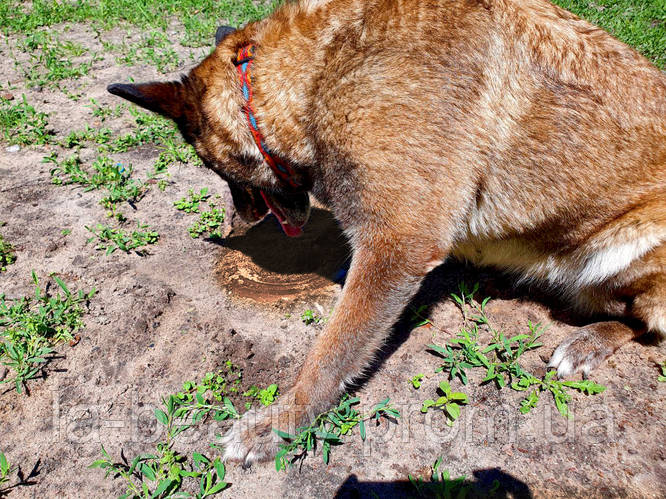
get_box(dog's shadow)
[218,207,352,283]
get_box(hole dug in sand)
[216,208,350,303]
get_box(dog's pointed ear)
[215,25,236,45]
[107,81,185,120]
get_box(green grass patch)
[153,141,202,175]
[46,108,195,218]
[60,126,114,149]
[0,0,281,48]
[103,30,181,73]
[0,95,52,145]
[551,0,666,68]
[174,188,226,240]
[187,206,226,240]
[42,105,203,254]
[46,153,146,218]
[110,108,179,152]
[416,283,606,419]
[86,222,159,255]
[0,272,95,394]
[174,188,210,213]
[274,396,399,471]
[14,31,98,89]
[53,106,193,169]
[91,362,276,498]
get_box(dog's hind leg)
[221,234,442,465]
[549,243,666,377]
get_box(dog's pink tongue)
[259,191,303,237]
[280,222,303,237]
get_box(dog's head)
[107,26,310,237]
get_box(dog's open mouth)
[259,190,310,237]
[227,183,311,237]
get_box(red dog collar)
[233,45,301,190]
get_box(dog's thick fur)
[108,0,666,465]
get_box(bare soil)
[0,22,664,499]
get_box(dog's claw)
[548,328,613,378]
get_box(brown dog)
[108,0,665,465]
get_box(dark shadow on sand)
[334,468,533,498]
[217,207,351,282]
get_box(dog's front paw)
[220,408,282,466]
[548,327,614,378]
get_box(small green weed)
[86,223,159,255]
[0,233,16,272]
[300,309,324,326]
[423,283,606,418]
[411,304,433,328]
[87,98,126,121]
[0,95,51,145]
[0,450,14,490]
[156,179,169,192]
[409,457,477,499]
[174,188,209,213]
[658,361,666,382]
[274,396,400,471]
[0,272,95,393]
[96,169,145,214]
[410,373,424,389]
[185,196,226,240]
[421,381,469,427]
[198,361,243,398]
[243,383,279,409]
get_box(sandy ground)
[0,21,665,499]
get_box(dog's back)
[296,0,666,304]
[264,0,666,377]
